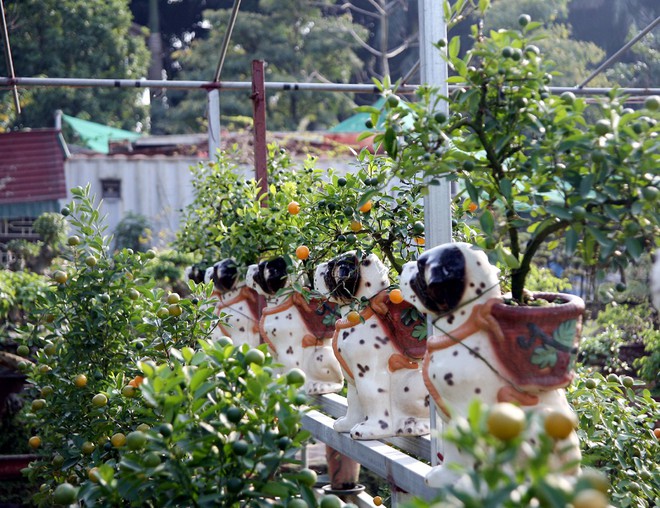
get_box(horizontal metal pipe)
[0,76,413,94]
[1,76,658,96]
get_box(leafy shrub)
[568,370,660,507]
[114,211,153,253]
[404,400,609,508]
[18,186,324,507]
[0,269,49,329]
[78,340,315,506]
[19,186,218,505]
[143,249,198,295]
[175,145,463,284]
[32,212,67,246]
[6,212,68,273]
[578,302,659,383]
[523,264,573,294]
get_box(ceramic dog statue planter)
[400,242,582,487]
[205,259,261,348]
[314,251,430,440]
[246,257,344,395]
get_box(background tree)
[330,0,419,81]
[482,0,606,87]
[0,0,150,131]
[155,0,367,132]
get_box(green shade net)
[329,97,414,133]
[62,114,141,154]
[329,97,387,133]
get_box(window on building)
[101,179,121,199]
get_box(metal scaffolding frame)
[1,76,658,96]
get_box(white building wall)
[65,155,203,249]
[65,154,359,250]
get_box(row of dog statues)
[186,242,581,487]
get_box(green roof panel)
[62,114,141,154]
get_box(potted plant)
[370,16,659,388]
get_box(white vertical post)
[208,89,221,160]
[419,0,451,469]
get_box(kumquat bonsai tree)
[372,15,659,304]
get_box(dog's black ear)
[190,264,210,284]
[253,259,270,294]
[264,256,289,294]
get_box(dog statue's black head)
[251,256,289,296]
[324,252,361,302]
[211,258,239,292]
[401,242,500,317]
[186,264,208,285]
[411,245,466,314]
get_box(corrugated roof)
[0,129,67,205]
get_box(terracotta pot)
[0,454,37,480]
[325,445,360,491]
[486,292,585,392]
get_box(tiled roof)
[0,129,67,205]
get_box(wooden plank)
[302,410,438,501]
[309,394,433,461]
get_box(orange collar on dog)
[426,298,501,352]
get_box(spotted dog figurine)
[314,251,430,440]
[246,257,344,395]
[400,242,581,487]
[202,259,262,348]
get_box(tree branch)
[345,26,383,57]
[336,1,381,18]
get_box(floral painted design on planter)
[400,242,581,487]
[246,257,344,394]
[205,259,261,348]
[315,251,430,440]
[487,292,584,392]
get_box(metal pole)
[578,15,660,89]
[418,0,450,472]
[54,109,62,130]
[251,60,268,202]
[2,77,656,97]
[0,0,20,114]
[213,0,242,82]
[208,90,221,159]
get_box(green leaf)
[356,131,374,142]
[453,59,467,78]
[554,320,577,348]
[259,482,292,497]
[499,178,512,201]
[565,228,578,255]
[479,210,495,235]
[190,367,214,392]
[383,127,398,158]
[586,226,614,249]
[531,345,558,369]
[448,36,461,60]
[496,244,520,269]
[546,205,572,221]
[465,180,479,204]
[579,175,594,198]
[624,237,643,260]
[357,189,379,209]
